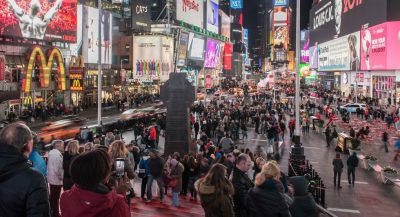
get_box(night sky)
[243,0,313,57]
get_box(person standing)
[63,140,80,190]
[231,154,254,217]
[382,131,389,153]
[47,140,64,217]
[325,126,332,147]
[168,159,184,207]
[194,121,200,140]
[0,123,51,217]
[138,150,151,200]
[332,153,344,188]
[147,150,165,202]
[347,152,359,185]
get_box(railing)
[288,157,326,207]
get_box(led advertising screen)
[273,26,287,47]
[301,30,310,63]
[177,31,189,67]
[361,22,400,70]
[310,0,387,44]
[82,6,112,64]
[318,31,360,71]
[230,0,242,9]
[188,33,205,60]
[0,0,77,42]
[274,0,287,6]
[207,0,219,34]
[223,43,232,70]
[132,0,151,31]
[220,10,230,39]
[204,39,221,68]
[176,0,204,28]
[309,45,318,69]
[69,5,83,57]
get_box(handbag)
[168,178,178,188]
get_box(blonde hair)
[84,142,94,152]
[254,161,281,186]
[66,140,79,155]
[108,140,127,159]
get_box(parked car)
[340,103,366,113]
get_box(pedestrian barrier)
[288,157,326,207]
[358,154,400,187]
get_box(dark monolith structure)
[160,73,195,156]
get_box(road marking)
[309,161,319,164]
[250,139,268,142]
[303,146,321,150]
[327,208,360,214]
[341,180,369,185]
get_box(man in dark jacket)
[0,122,50,217]
[147,150,165,202]
[231,153,254,217]
[332,153,344,188]
[325,126,332,147]
[288,176,319,217]
[347,152,359,185]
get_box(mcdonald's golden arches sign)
[22,46,66,92]
[70,72,83,91]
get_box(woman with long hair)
[108,140,135,179]
[187,156,200,201]
[63,140,80,190]
[196,163,235,217]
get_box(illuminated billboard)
[207,0,219,34]
[0,0,77,42]
[274,0,287,6]
[176,0,204,28]
[230,0,242,9]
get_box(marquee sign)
[22,46,66,92]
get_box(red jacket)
[60,186,130,217]
[150,127,157,141]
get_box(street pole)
[294,0,301,145]
[97,0,102,127]
[355,69,358,103]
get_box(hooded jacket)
[246,179,291,217]
[197,181,235,217]
[231,167,254,217]
[0,145,50,217]
[60,185,130,217]
[288,176,319,217]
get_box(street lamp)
[97,0,103,127]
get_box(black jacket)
[0,146,50,217]
[148,156,164,178]
[246,179,291,217]
[347,154,359,169]
[231,167,254,217]
[63,152,78,190]
[289,176,319,217]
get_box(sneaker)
[145,199,152,203]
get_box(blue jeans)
[146,175,164,201]
[172,192,179,206]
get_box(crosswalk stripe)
[327,208,361,214]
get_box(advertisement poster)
[177,31,189,67]
[318,31,360,71]
[301,30,310,63]
[176,0,204,28]
[205,75,212,89]
[0,55,5,81]
[220,10,230,39]
[207,0,219,34]
[224,43,232,70]
[187,33,205,60]
[361,22,400,70]
[310,0,387,44]
[273,7,287,24]
[69,5,83,57]
[274,0,287,6]
[0,0,77,42]
[132,0,151,31]
[230,0,242,9]
[204,39,221,68]
[273,26,287,47]
[309,45,318,69]
[82,6,112,64]
[133,36,174,81]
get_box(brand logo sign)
[136,5,148,14]
[176,0,204,28]
[23,46,66,92]
[132,0,151,30]
[70,72,83,91]
[230,0,242,9]
[318,31,360,71]
[274,0,287,6]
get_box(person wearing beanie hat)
[288,176,319,217]
[247,162,291,217]
[168,157,184,207]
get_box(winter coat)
[60,185,130,217]
[47,149,64,185]
[288,176,319,217]
[246,179,291,217]
[29,149,47,176]
[231,167,254,217]
[332,158,344,173]
[169,162,184,193]
[0,145,50,217]
[197,180,235,217]
[139,156,151,176]
[347,154,359,169]
[148,156,164,178]
[63,152,78,190]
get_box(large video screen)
[0,0,77,42]
[188,33,205,60]
[204,39,221,68]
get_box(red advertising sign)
[361,21,400,70]
[205,74,212,89]
[0,0,77,42]
[223,43,232,70]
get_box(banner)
[230,0,242,9]
[309,45,318,69]
[82,6,113,64]
[187,33,205,60]
[361,21,400,70]
[0,0,77,42]
[22,46,66,92]
[177,31,190,67]
[220,10,231,39]
[70,71,83,91]
[310,0,387,44]
[204,39,221,68]
[0,55,5,81]
[318,31,360,71]
[207,0,219,34]
[176,0,204,28]
[132,0,151,31]
[223,43,232,70]
[301,30,310,63]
